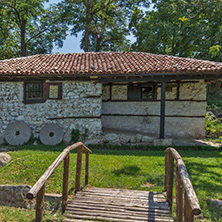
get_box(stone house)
[0,52,221,145]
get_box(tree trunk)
[84,4,90,52]
[21,19,27,57]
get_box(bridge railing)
[26,142,92,222]
[165,148,201,222]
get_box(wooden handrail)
[27,142,92,222]
[165,148,201,222]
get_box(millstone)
[40,123,64,145]
[4,121,31,145]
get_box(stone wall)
[102,80,207,139]
[0,79,207,144]
[0,81,102,142]
[0,185,31,208]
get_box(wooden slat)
[63,188,174,222]
[65,207,172,217]
[64,213,174,222]
[75,192,166,201]
[67,201,170,211]
[82,189,165,198]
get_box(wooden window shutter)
[128,85,141,100]
[43,82,49,99]
[44,82,62,100]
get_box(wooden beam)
[99,74,222,83]
[160,81,166,139]
[75,146,83,193]
[62,153,70,213]
[85,152,89,186]
[35,184,45,222]
[176,166,183,221]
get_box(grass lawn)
[0,144,221,221]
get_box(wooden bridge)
[27,142,201,222]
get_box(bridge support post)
[176,165,183,221]
[75,146,83,193]
[62,153,70,213]
[35,183,45,222]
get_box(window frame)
[24,81,46,104]
[24,81,63,104]
[127,84,157,101]
[43,82,63,100]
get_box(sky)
[47,0,137,54]
[47,0,83,53]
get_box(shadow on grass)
[112,165,141,176]
[13,143,222,155]
[15,144,77,153]
[185,161,222,194]
[145,174,165,187]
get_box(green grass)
[0,144,222,221]
[0,205,64,222]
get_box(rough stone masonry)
[0,80,207,145]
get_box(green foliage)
[71,128,88,143]
[71,129,80,143]
[0,0,68,59]
[130,0,222,61]
[59,0,149,52]
[81,128,88,141]
[209,45,221,58]
[206,112,222,134]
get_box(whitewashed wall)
[0,81,102,141]
[102,80,207,138]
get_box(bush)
[205,112,222,139]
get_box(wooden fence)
[165,148,201,222]
[26,142,92,222]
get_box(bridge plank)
[63,187,174,222]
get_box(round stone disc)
[40,123,64,146]
[4,121,31,146]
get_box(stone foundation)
[103,132,172,146]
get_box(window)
[141,87,153,100]
[44,82,62,100]
[24,82,62,104]
[24,82,45,104]
[128,84,156,100]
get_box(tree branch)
[0,1,22,27]
[25,26,50,45]
[93,0,116,15]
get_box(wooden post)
[75,146,83,193]
[184,193,194,222]
[62,153,70,213]
[167,153,174,209]
[165,151,169,191]
[85,151,89,186]
[160,81,166,139]
[35,184,45,222]
[176,166,183,222]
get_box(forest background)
[1,0,222,61]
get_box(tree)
[0,0,68,58]
[59,0,149,52]
[130,0,222,61]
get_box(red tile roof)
[0,52,221,78]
